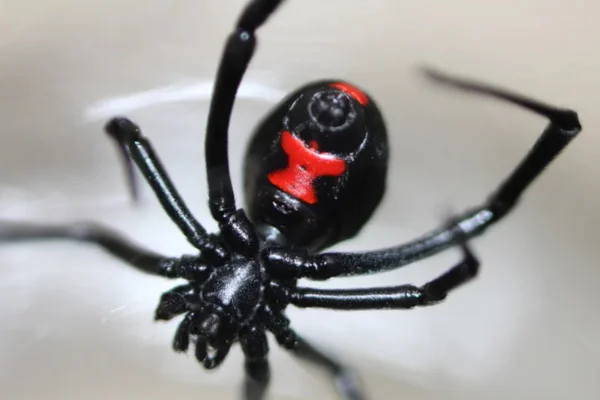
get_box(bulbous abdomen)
[243,80,389,252]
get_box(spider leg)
[112,132,140,204]
[291,335,367,400]
[265,70,580,279]
[263,306,298,349]
[172,311,196,352]
[155,284,198,321]
[0,220,209,280]
[104,118,228,264]
[240,325,271,400]
[282,241,479,310]
[262,308,366,399]
[203,0,285,256]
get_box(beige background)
[0,1,599,399]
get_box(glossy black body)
[0,1,582,399]
[244,80,389,251]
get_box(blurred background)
[0,0,599,399]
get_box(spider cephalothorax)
[0,0,581,399]
[153,254,262,369]
[151,248,301,370]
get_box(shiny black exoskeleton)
[0,1,581,399]
[244,79,389,252]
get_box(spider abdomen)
[244,80,390,252]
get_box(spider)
[1,1,581,399]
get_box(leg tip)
[334,368,367,400]
[440,208,481,279]
[104,116,141,141]
[418,65,457,87]
[552,108,582,134]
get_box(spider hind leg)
[292,335,367,400]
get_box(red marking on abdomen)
[330,82,369,106]
[268,131,346,205]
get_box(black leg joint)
[154,284,197,321]
[218,209,259,256]
[547,108,581,133]
[241,326,269,359]
[240,325,271,400]
[262,248,341,280]
[236,0,285,31]
[172,312,195,353]
[267,280,293,309]
[158,255,212,282]
[263,307,298,349]
[201,236,230,265]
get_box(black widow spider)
[1,1,581,399]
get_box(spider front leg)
[105,118,228,264]
[203,0,285,257]
[0,221,210,281]
[278,241,479,310]
[265,68,580,279]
